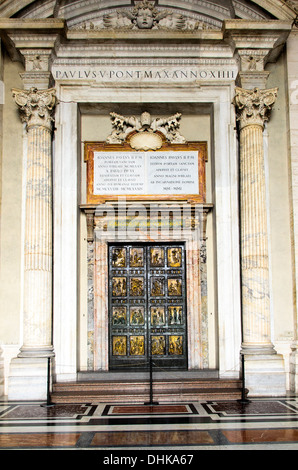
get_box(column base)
[244,353,286,396]
[8,357,51,401]
[18,346,54,358]
[0,347,4,397]
[290,342,298,393]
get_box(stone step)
[77,370,220,381]
[53,378,241,392]
[51,378,244,403]
[51,388,243,404]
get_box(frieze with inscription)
[53,66,236,82]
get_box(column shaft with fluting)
[234,87,278,354]
[12,87,57,357]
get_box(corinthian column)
[234,87,277,353]
[234,87,286,395]
[12,87,57,358]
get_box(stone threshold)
[77,369,219,382]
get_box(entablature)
[0,17,293,90]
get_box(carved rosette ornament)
[234,87,278,130]
[12,87,57,358]
[12,87,57,131]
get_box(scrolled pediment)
[1,0,296,23]
[69,1,220,32]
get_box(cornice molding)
[1,18,291,45]
[250,0,296,19]
[0,18,65,31]
[0,0,296,21]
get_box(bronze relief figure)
[130,247,144,267]
[112,248,126,267]
[112,336,127,356]
[167,247,182,267]
[130,336,145,355]
[112,277,127,296]
[150,247,164,267]
[151,336,166,355]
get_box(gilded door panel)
[150,247,165,267]
[130,277,145,297]
[108,243,187,370]
[112,336,127,356]
[167,247,182,267]
[151,277,165,296]
[130,306,145,325]
[151,336,166,355]
[169,336,183,355]
[112,277,127,297]
[112,247,126,267]
[112,306,127,325]
[130,247,144,267]
[150,307,165,326]
[130,336,145,356]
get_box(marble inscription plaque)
[94,151,199,196]
[94,152,145,195]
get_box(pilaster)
[286,29,298,393]
[234,86,286,395]
[224,20,292,90]
[237,49,270,89]
[4,20,64,89]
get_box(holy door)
[108,243,187,370]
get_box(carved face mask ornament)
[136,8,154,29]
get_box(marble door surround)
[4,17,294,398]
[87,208,211,372]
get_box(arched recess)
[0,0,296,22]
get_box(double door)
[108,242,187,371]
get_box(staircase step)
[51,389,243,404]
[51,378,244,404]
[52,379,241,392]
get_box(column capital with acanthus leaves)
[233,87,278,130]
[12,87,57,131]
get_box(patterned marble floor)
[0,395,297,453]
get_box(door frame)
[53,84,241,380]
[92,203,209,372]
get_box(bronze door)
[108,243,187,371]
